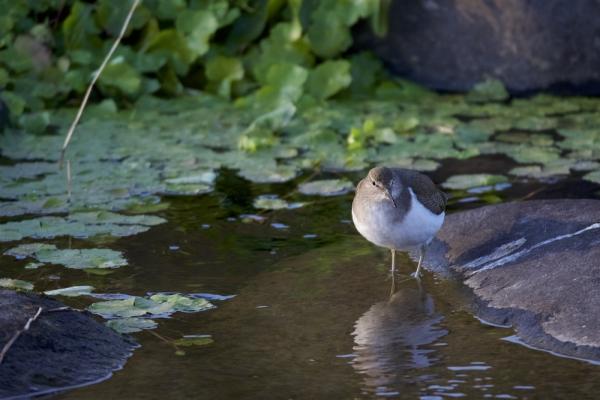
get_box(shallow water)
[0,164,584,399]
[0,164,597,399]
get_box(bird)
[352,166,448,278]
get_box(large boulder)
[425,199,600,362]
[0,290,135,398]
[356,0,600,93]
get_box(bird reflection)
[351,277,448,394]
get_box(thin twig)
[66,158,72,202]
[59,0,141,168]
[0,306,43,364]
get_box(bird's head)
[367,166,397,208]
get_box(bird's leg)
[390,248,396,273]
[411,245,426,279]
[389,270,396,299]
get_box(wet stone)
[0,289,136,398]
[425,199,600,362]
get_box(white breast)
[352,188,444,251]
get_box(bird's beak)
[383,188,397,208]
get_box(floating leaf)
[89,293,214,319]
[583,170,600,184]
[298,179,354,196]
[45,285,95,297]
[88,297,168,318]
[173,334,214,347]
[5,243,127,269]
[0,278,33,291]
[442,174,508,190]
[466,79,509,103]
[0,212,166,242]
[253,195,289,210]
[238,164,298,183]
[149,293,214,313]
[106,317,158,334]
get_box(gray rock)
[356,0,600,93]
[426,199,600,362]
[0,289,136,399]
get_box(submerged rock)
[0,289,136,398]
[426,199,600,362]
[356,0,600,94]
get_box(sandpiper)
[352,166,448,278]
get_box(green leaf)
[173,334,214,347]
[466,78,509,103]
[5,243,128,269]
[348,51,383,96]
[583,170,600,184]
[45,285,95,297]
[0,278,33,291]
[442,174,508,190]
[62,1,101,51]
[146,29,193,75]
[306,60,351,100]
[149,293,214,313]
[99,57,142,96]
[249,22,313,85]
[88,297,167,318]
[307,0,372,58]
[205,56,244,98]
[107,317,157,333]
[298,179,354,197]
[175,9,219,59]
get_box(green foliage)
[5,243,128,269]
[0,278,34,291]
[442,174,509,190]
[298,179,355,196]
[45,285,95,297]
[0,0,387,124]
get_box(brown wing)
[393,169,448,215]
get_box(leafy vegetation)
[0,0,388,130]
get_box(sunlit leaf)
[298,179,354,196]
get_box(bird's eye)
[372,181,376,186]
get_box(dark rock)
[425,199,600,362]
[355,0,600,94]
[0,290,136,399]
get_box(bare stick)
[59,0,141,168]
[0,306,43,364]
[66,158,72,202]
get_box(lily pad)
[253,195,289,210]
[238,164,298,183]
[88,297,169,318]
[173,334,214,347]
[253,195,303,210]
[442,174,508,190]
[0,278,33,291]
[106,317,158,334]
[148,293,214,313]
[5,243,127,269]
[0,212,166,242]
[44,285,95,297]
[466,79,509,103]
[298,179,354,197]
[583,170,600,184]
[88,293,214,319]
